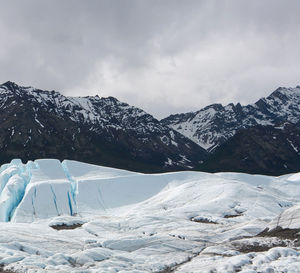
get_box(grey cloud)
[0,0,300,118]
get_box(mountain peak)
[0,81,37,96]
[269,86,300,97]
[1,80,20,90]
[162,85,300,152]
[0,81,207,171]
[2,80,18,86]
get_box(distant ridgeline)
[0,81,207,173]
[1,81,300,175]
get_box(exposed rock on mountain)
[3,81,300,175]
[162,86,300,152]
[200,122,300,175]
[0,81,207,172]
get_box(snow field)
[0,160,300,271]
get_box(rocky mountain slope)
[2,80,300,175]
[0,81,207,172]
[199,122,300,175]
[162,86,300,152]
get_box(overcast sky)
[1,0,300,118]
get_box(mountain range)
[0,81,207,172]
[1,81,300,175]
[162,86,300,152]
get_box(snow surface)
[1,159,300,272]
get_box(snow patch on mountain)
[162,86,300,151]
[0,81,161,134]
[0,81,207,170]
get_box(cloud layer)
[1,0,300,118]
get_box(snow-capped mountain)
[0,81,207,171]
[162,86,300,152]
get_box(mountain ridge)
[161,85,300,152]
[0,81,207,172]
[2,80,300,175]
[199,122,300,175]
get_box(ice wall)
[0,159,179,222]
[11,159,77,222]
[2,158,300,224]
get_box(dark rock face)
[199,123,300,176]
[0,81,207,172]
[162,86,300,152]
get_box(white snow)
[165,86,300,152]
[176,247,300,273]
[287,138,299,153]
[34,118,44,128]
[0,159,300,272]
[266,202,300,231]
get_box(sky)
[1,0,300,119]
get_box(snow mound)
[266,203,300,231]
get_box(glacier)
[1,159,300,272]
